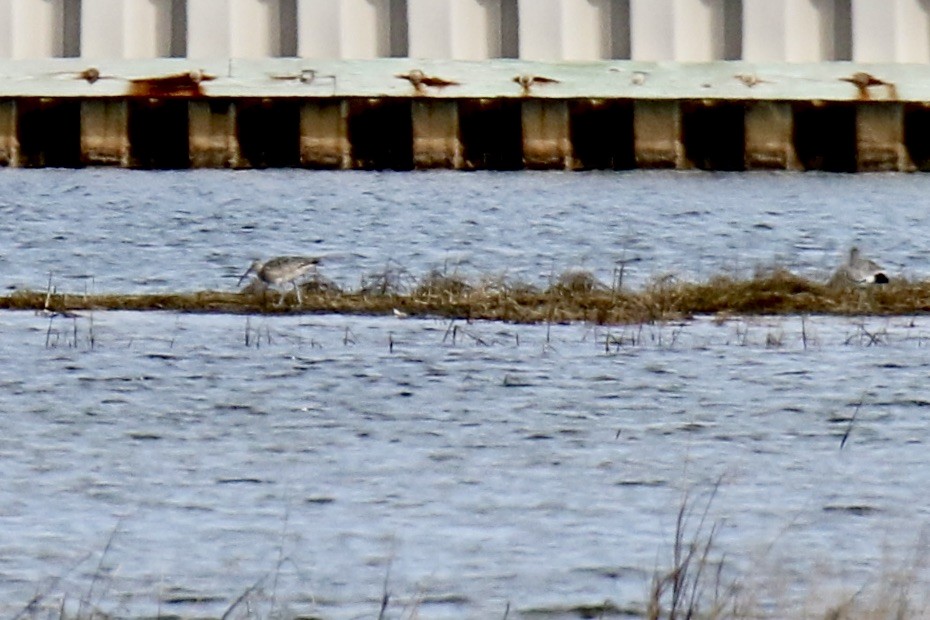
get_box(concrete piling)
[633,100,685,169]
[521,99,572,170]
[744,101,800,170]
[855,102,912,172]
[300,100,350,169]
[412,99,462,169]
[188,100,240,168]
[80,100,129,166]
[0,100,15,166]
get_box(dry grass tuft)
[552,270,604,296]
[647,478,749,620]
[411,269,472,299]
[358,265,414,296]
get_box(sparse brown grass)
[646,479,930,620]
[11,480,930,620]
[5,268,930,323]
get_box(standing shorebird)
[238,256,321,304]
[832,247,889,286]
[513,74,560,95]
[840,72,897,100]
[395,69,460,94]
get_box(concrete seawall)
[0,59,926,171]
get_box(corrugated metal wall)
[0,0,927,63]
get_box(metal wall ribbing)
[0,1,927,63]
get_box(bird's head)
[237,259,263,286]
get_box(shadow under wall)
[128,99,190,169]
[682,101,745,171]
[238,99,301,168]
[570,99,634,170]
[348,98,413,170]
[793,102,857,172]
[905,104,930,171]
[459,99,522,170]
[17,99,82,168]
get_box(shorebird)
[513,74,560,95]
[395,69,460,94]
[840,72,897,100]
[49,66,117,84]
[238,256,321,304]
[832,247,889,286]
[269,69,338,93]
[630,71,649,86]
[79,67,101,84]
[735,72,771,88]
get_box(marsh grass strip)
[5,268,930,324]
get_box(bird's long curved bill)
[237,267,254,287]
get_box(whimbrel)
[238,256,321,304]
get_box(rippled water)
[2,170,930,618]
[1,169,929,293]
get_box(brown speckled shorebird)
[238,256,321,304]
[396,69,460,93]
[840,72,898,100]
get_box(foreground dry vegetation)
[16,487,929,620]
[4,268,930,323]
